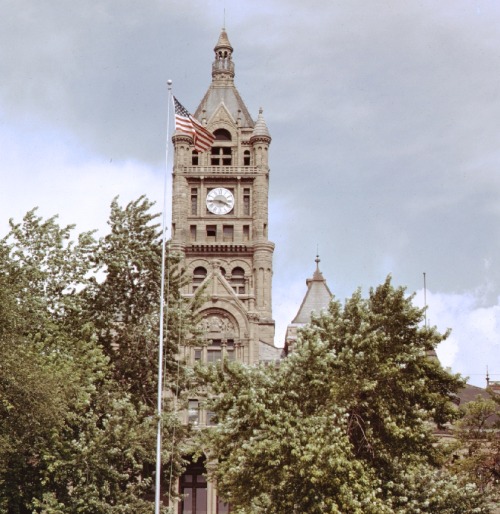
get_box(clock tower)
[171,29,277,365]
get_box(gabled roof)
[292,256,333,324]
[195,86,254,128]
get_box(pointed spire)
[212,28,235,81]
[312,254,323,280]
[252,108,271,139]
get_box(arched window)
[211,129,232,165]
[231,267,245,294]
[213,128,232,141]
[193,266,207,292]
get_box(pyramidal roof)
[194,28,254,128]
[292,256,333,324]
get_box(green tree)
[0,210,98,512]
[198,277,490,513]
[85,196,196,408]
[0,198,194,512]
[448,392,500,504]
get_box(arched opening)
[192,266,207,292]
[230,267,245,294]
[213,128,232,141]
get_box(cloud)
[0,114,165,238]
[414,288,500,387]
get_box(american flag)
[173,96,215,152]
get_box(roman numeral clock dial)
[206,187,235,215]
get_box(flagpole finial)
[167,79,173,88]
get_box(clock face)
[206,187,235,215]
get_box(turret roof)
[292,256,333,324]
[252,108,271,139]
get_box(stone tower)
[171,29,278,367]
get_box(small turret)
[212,28,235,81]
[250,108,271,167]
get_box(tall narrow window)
[192,150,199,165]
[243,150,251,166]
[231,267,245,294]
[223,225,234,242]
[191,188,198,215]
[206,225,217,242]
[180,457,207,514]
[190,225,197,241]
[243,188,250,215]
[225,340,235,361]
[243,225,250,241]
[193,266,207,292]
[188,399,200,425]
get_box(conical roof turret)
[214,28,233,53]
[251,108,271,141]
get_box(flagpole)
[155,78,173,514]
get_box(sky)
[1,0,499,387]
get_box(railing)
[180,166,258,176]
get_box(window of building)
[206,225,217,242]
[179,457,207,514]
[192,150,199,165]
[191,188,198,215]
[217,498,231,513]
[243,150,251,166]
[243,225,250,242]
[188,399,200,425]
[207,340,222,363]
[243,188,250,215]
[206,411,217,426]
[190,225,197,241]
[193,266,207,292]
[213,128,232,141]
[231,267,245,294]
[194,349,202,363]
[211,146,232,165]
[225,340,235,361]
[223,225,234,242]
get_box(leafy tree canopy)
[0,197,192,513]
[199,277,490,513]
